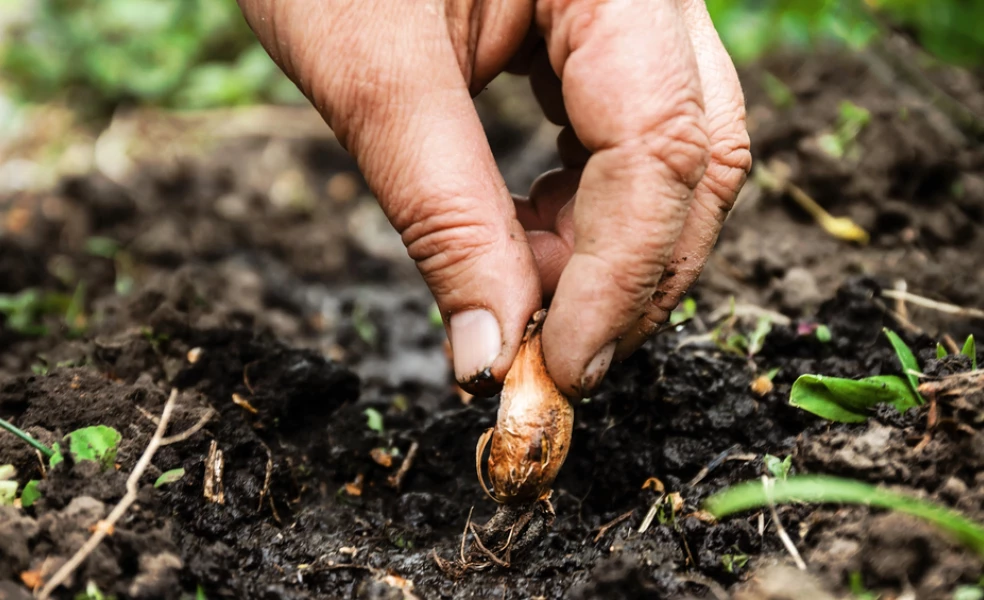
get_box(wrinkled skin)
[236,0,751,398]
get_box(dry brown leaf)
[370,448,394,468]
[20,570,43,589]
[232,393,259,415]
[344,474,364,496]
[642,477,665,493]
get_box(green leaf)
[747,315,773,356]
[670,297,697,326]
[155,468,185,488]
[883,328,925,404]
[49,443,63,468]
[815,325,832,343]
[0,481,17,506]
[761,71,794,109]
[84,236,121,259]
[76,581,110,600]
[849,571,878,600]
[954,586,984,600]
[704,475,984,559]
[427,303,444,329]
[937,342,949,359]
[721,551,749,574]
[64,281,87,336]
[20,479,41,508]
[51,426,121,470]
[196,584,208,600]
[962,335,977,370]
[764,454,792,480]
[789,374,920,423]
[364,408,384,434]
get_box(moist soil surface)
[2,50,984,600]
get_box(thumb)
[342,61,541,396]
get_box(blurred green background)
[0,0,982,117]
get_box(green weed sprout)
[705,475,984,559]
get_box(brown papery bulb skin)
[485,310,574,504]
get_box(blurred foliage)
[0,0,304,115]
[706,0,984,68]
[0,0,981,117]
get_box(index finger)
[535,0,710,397]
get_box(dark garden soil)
[2,49,984,600]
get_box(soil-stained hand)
[237,0,751,398]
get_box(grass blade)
[883,328,925,404]
[962,335,977,370]
[0,417,55,458]
[704,475,984,558]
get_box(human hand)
[237,0,751,398]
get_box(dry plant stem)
[38,388,179,599]
[943,334,962,356]
[894,279,909,322]
[460,507,474,564]
[762,476,807,571]
[388,441,419,490]
[880,289,984,320]
[161,408,215,446]
[135,405,160,426]
[258,445,273,512]
[593,510,635,543]
[469,523,510,568]
[638,492,666,534]
[755,161,869,244]
[204,440,226,504]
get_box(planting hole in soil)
[2,7,984,600]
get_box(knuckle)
[399,200,499,291]
[700,115,752,211]
[596,105,710,196]
[586,251,659,309]
[636,108,711,192]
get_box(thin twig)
[871,297,922,335]
[880,289,984,320]
[38,388,179,599]
[593,510,635,543]
[460,507,474,564]
[894,280,909,323]
[762,476,807,571]
[258,444,273,512]
[687,444,742,487]
[942,334,962,356]
[387,441,419,490]
[135,405,160,426]
[468,523,510,568]
[161,408,215,446]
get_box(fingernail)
[450,309,502,383]
[580,341,616,394]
